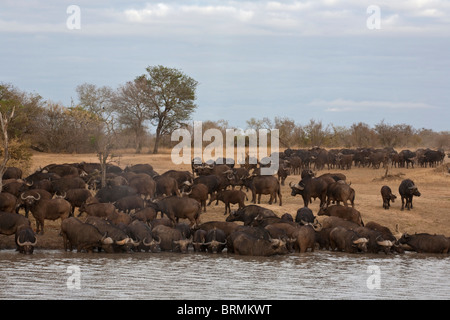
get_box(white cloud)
[309,99,437,112]
[1,0,449,36]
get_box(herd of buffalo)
[0,146,449,256]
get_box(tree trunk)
[153,131,160,154]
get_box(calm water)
[0,250,448,300]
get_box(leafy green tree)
[142,66,198,154]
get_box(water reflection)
[0,250,448,299]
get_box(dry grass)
[1,150,449,250]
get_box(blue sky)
[1,0,449,131]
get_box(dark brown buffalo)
[154,176,180,197]
[2,179,32,197]
[124,164,157,177]
[51,177,86,194]
[293,225,316,253]
[61,217,114,252]
[337,153,353,170]
[43,164,80,177]
[398,179,421,210]
[19,189,53,217]
[161,170,194,187]
[3,167,23,179]
[154,196,201,227]
[318,205,364,226]
[353,226,394,254]
[243,175,282,206]
[329,226,368,253]
[365,221,404,253]
[15,225,37,254]
[192,229,207,252]
[0,192,18,213]
[295,207,316,225]
[290,170,333,208]
[380,185,397,210]
[321,216,361,230]
[131,207,157,224]
[225,205,276,226]
[229,232,288,256]
[95,185,138,203]
[0,211,37,254]
[197,221,240,237]
[84,216,133,252]
[193,175,221,205]
[204,228,227,253]
[210,189,247,214]
[181,183,209,212]
[399,233,449,253]
[78,196,116,218]
[63,188,93,216]
[128,174,156,200]
[21,193,71,234]
[114,195,145,214]
[152,225,191,253]
[325,181,355,207]
[126,220,160,252]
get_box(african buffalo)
[21,193,71,234]
[127,220,160,252]
[380,185,397,210]
[114,195,145,214]
[399,233,449,253]
[398,179,421,210]
[84,216,133,252]
[95,185,137,203]
[318,205,364,226]
[210,189,247,214]
[243,175,282,206]
[152,225,192,253]
[293,225,316,253]
[229,232,288,256]
[61,217,114,253]
[154,196,201,227]
[289,170,333,208]
[225,205,277,226]
[204,228,227,253]
[0,211,37,254]
[181,183,209,212]
[326,181,355,207]
[15,225,37,254]
[329,226,368,253]
[192,229,207,252]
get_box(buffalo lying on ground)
[225,205,276,226]
[318,205,364,226]
[399,233,449,253]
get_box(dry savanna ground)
[1,149,449,250]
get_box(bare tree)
[0,107,15,191]
[112,77,154,153]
